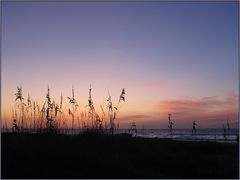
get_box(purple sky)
[2,1,239,128]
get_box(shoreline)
[2,128,238,144]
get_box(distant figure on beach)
[168,114,174,134]
[227,117,230,135]
[131,122,137,136]
[192,121,197,134]
[223,124,226,140]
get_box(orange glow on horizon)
[1,86,238,129]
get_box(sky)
[1,1,239,129]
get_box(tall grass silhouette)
[10,85,126,135]
[14,86,25,130]
[68,86,78,133]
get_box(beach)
[1,132,239,179]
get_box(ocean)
[1,128,239,143]
[119,128,239,143]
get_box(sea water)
[121,128,239,143]
[2,128,239,143]
[61,128,239,143]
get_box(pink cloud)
[159,94,237,112]
[154,93,238,128]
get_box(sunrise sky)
[2,1,239,129]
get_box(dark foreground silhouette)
[1,132,239,179]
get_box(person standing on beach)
[227,117,230,135]
[192,121,197,135]
[223,124,227,140]
[131,122,137,136]
[168,114,174,134]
